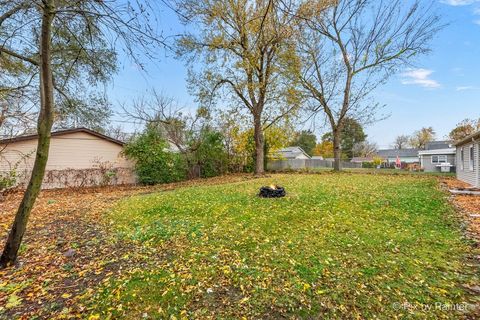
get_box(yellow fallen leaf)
[6,294,22,309]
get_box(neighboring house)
[376,149,420,164]
[0,128,136,189]
[418,149,456,172]
[454,131,480,187]
[311,156,324,160]
[274,146,311,160]
[418,141,456,172]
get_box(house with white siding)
[274,146,311,160]
[454,131,480,187]
[0,128,136,189]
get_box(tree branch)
[0,47,39,66]
[0,2,28,27]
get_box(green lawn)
[89,174,477,319]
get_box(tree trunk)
[253,114,265,175]
[0,1,55,268]
[333,129,342,172]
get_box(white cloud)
[442,1,480,25]
[440,0,479,6]
[471,6,480,24]
[401,69,441,88]
[456,85,478,91]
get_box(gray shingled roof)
[425,141,453,150]
[376,149,420,158]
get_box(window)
[460,147,464,170]
[432,155,447,164]
[470,145,475,171]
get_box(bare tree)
[0,0,165,268]
[296,0,441,170]
[122,90,207,153]
[352,140,377,157]
[175,0,315,175]
[105,125,132,143]
[393,135,410,149]
[122,89,214,176]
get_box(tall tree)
[339,118,366,159]
[393,135,410,149]
[322,118,366,159]
[0,0,165,268]
[290,130,317,156]
[175,0,313,175]
[296,0,440,170]
[410,127,435,149]
[449,118,480,142]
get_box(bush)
[361,162,375,168]
[191,129,228,178]
[0,169,17,193]
[123,129,187,185]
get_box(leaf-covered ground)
[0,175,254,319]
[0,173,479,319]
[443,178,480,257]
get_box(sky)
[108,0,480,149]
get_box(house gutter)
[476,137,480,188]
[469,135,480,188]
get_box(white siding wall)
[0,131,136,188]
[295,154,310,160]
[456,142,479,187]
[0,139,36,172]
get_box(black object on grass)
[259,185,286,198]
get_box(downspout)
[475,138,479,188]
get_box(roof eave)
[418,148,456,155]
[454,131,480,146]
[0,127,125,146]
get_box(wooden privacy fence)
[267,159,362,171]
